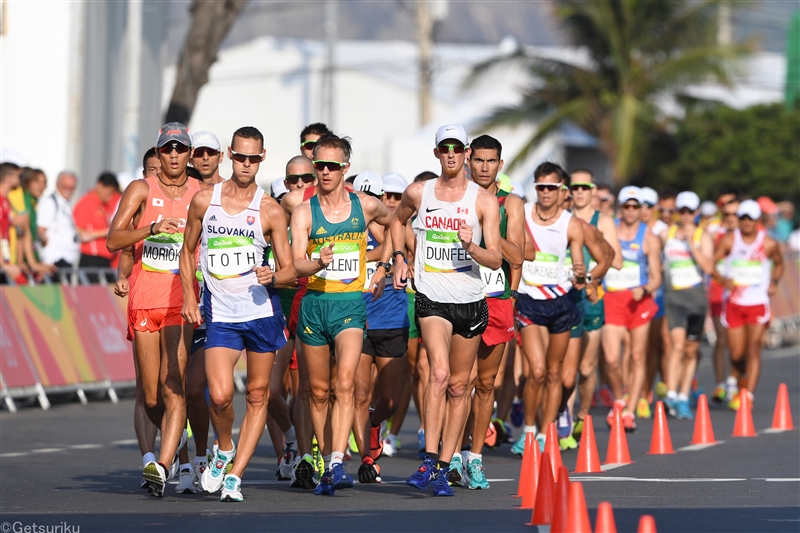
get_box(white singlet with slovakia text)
[412,179,484,304]
[200,183,276,322]
[520,203,572,300]
[725,228,771,306]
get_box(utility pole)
[717,2,732,45]
[416,0,433,127]
[122,0,143,176]
[325,1,337,128]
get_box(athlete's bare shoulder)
[281,188,307,216]
[198,180,215,191]
[122,178,151,204]
[504,192,524,211]
[403,181,425,204]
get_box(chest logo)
[152,198,164,207]
[209,215,217,221]
[247,215,255,226]
[456,207,469,214]
[351,217,359,228]
[316,226,327,235]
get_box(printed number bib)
[480,265,506,297]
[731,260,763,287]
[312,241,360,284]
[522,253,560,286]
[364,261,378,290]
[206,236,258,279]
[423,230,473,273]
[605,260,641,291]
[142,233,183,274]
[669,259,703,290]
[564,255,574,281]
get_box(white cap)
[435,124,468,145]
[192,131,221,151]
[0,148,27,167]
[737,199,761,219]
[354,171,383,197]
[676,191,700,211]
[382,172,408,194]
[641,187,658,206]
[271,178,289,199]
[510,181,525,198]
[700,201,718,217]
[618,186,643,205]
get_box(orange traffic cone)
[575,415,603,473]
[527,452,554,526]
[516,439,541,509]
[637,515,657,533]
[545,422,564,482]
[604,407,633,465]
[647,401,675,455]
[771,383,795,431]
[550,466,571,533]
[691,394,717,445]
[594,502,618,533]
[565,481,592,533]
[732,388,757,437]
[514,432,535,497]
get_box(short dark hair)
[533,161,569,183]
[571,168,594,178]
[414,171,438,182]
[313,134,352,162]
[300,122,332,144]
[718,184,740,201]
[232,126,264,150]
[0,162,20,182]
[596,183,613,194]
[659,186,678,201]
[142,147,157,168]
[345,175,357,184]
[470,135,502,159]
[19,167,44,188]
[186,166,202,181]
[97,172,119,190]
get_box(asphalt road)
[1,344,798,533]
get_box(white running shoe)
[193,454,209,491]
[382,434,398,457]
[202,444,236,493]
[278,441,298,481]
[143,461,167,498]
[220,474,243,502]
[167,429,189,481]
[175,466,197,494]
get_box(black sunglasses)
[301,140,317,150]
[159,142,190,155]
[436,143,466,155]
[535,183,561,192]
[384,192,402,201]
[192,147,219,158]
[313,160,347,172]
[230,150,263,164]
[286,173,315,184]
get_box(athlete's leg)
[185,346,209,458]
[520,325,547,428]
[665,327,687,395]
[372,356,407,425]
[601,325,627,401]
[712,316,729,384]
[646,316,664,395]
[419,316,454,457]
[133,340,158,458]
[471,340,505,454]
[577,330,601,420]
[744,322,767,393]
[541,331,571,429]
[625,322,651,414]
[679,339,701,397]
[416,342,430,429]
[330,328,366,458]
[301,342,333,456]
[353,353,374,458]
[157,323,192,467]
[205,346,240,453]
[494,342,516,422]
[560,337,582,411]
[439,334,481,463]
[268,342,294,433]
[134,330,166,428]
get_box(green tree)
[467,0,749,185]
[655,104,800,204]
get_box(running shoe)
[370,424,384,461]
[290,454,316,490]
[467,458,489,490]
[417,429,426,459]
[348,431,359,456]
[622,411,637,432]
[314,469,335,496]
[447,454,464,486]
[382,434,398,457]
[143,461,168,498]
[655,381,668,400]
[357,456,381,483]
[168,429,189,481]
[331,463,354,489]
[311,437,324,476]
[664,397,678,418]
[559,435,578,450]
[690,377,703,407]
[140,478,149,490]
[572,417,584,439]
[599,385,615,408]
[175,466,196,494]
[636,398,652,419]
[503,422,514,444]
[406,456,436,490]
[202,444,236,493]
[712,383,727,404]
[510,434,527,456]
[676,399,693,420]
[193,453,209,491]
[556,408,572,439]
[510,399,524,427]
[220,474,243,502]
[606,400,626,427]
[431,467,455,496]
[278,441,297,481]
[535,433,546,453]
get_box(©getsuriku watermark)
[1,522,80,533]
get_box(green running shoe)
[467,458,489,490]
[559,435,578,451]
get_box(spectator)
[73,172,121,271]
[9,168,53,276]
[37,171,80,269]
[775,201,795,243]
[0,163,24,283]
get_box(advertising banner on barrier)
[771,258,799,319]
[0,285,106,387]
[0,297,40,389]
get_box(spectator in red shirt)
[73,172,121,270]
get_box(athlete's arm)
[179,190,211,325]
[359,192,393,298]
[640,231,662,299]
[390,182,422,289]
[257,196,296,289]
[598,214,624,270]
[280,188,305,218]
[290,202,332,277]
[107,180,180,252]
[366,221,385,262]
[466,189,502,271]
[114,245,134,298]
[711,231,734,289]
[765,236,784,297]
[583,222,612,280]
[566,216,586,285]
[502,194,525,269]
[691,231,716,275]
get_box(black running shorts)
[415,292,489,339]
[363,328,409,358]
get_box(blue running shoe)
[417,429,426,459]
[556,408,572,439]
[510,434,527,456]
[314,469,335,496]
[676,399,694,420]
[664,397,677,418]
[431,468,455,496]
[511,400,524,427]
[536,433,546,453]
[331,463,353,489]
[406,456,436,490]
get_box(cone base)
[731,434,758,437]
[645,451,676,455]
[602,461,635,466]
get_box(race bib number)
[731,259,762,287]
[142,233,183,274]
[605,260,641,291]
[669,259,703,290]
[423,230,473,273]
[266,247,277,272]
[480,265,506,297]
[522,253,559,286]
[364,261,378,290]
[206,236,258,279]
[311,241,360,284]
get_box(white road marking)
[69,444,102,450]
[677,441,724,452]
[756,478,800,482]
[600,463,630,471]
[0,452,29,458]
[112,439,139,445]
[31,448,65,454]
[762,428,794,434]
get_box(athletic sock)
[437,460,450,471]
[283,426,297,445]
[677,393,689,403]
[179,462,192,473]
[461,450,469,465]
[426,452,439,465]
[330,451,345,467]
[667,390,678,401]
[143,452,156,467]
[468,452,482,463]
[219,447,234,456]
[523,424,537,435]
[726,376,737,387]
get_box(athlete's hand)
[393,259,408,290]
[586,280,600,303]
[721,277,735,292]
[368,272,386,301]
[114,276,129,297]
[572,262,586,289]
[316,243,334,269]
[153,218,181,235]
[255,265,275,286]
[768,279,778,297]
[458,220,473,252]
[1,263,22,281]
[631,287,645,301]
[181,297,203,326]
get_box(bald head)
[56,171,78,201]
[284,155,315,191]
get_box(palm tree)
[466,0,751,184]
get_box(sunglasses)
[642,202,655,208]
[739,215,754,221]
[301,140,317,150]
[723,212,738,217]
[622,203,641,210]
[535,183,561,192]
[159,142,190,155]
[678,207,694,215]
[313,160,347,171]
[192,147,219,158]
[286,173,315,184]
[436,143,466,155]
[599,195,613,202]
[230,150,263,164]
[384,192,402,201]
[660,208,675,214]
[570,182,595,191]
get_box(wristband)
[642,287,650,296]
[510,290,520,299]
[585,272,593,284]
[376,261,392,271]
[149,222,156,235]
[269,274,277,287]
[392,251,405,262]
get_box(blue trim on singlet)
[615,220,649,288]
